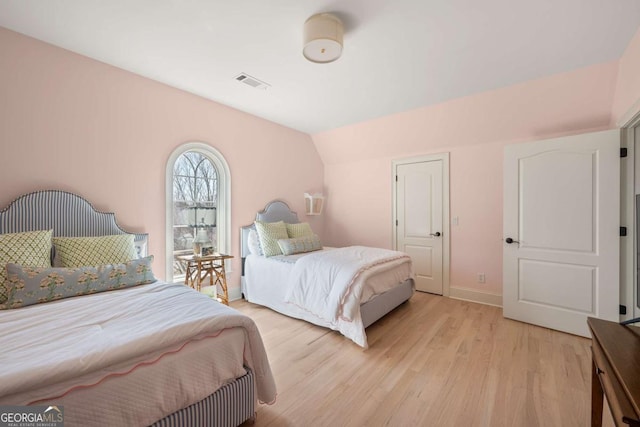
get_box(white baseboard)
[449,287,502,307]
[227,284,500,306]
[229,286,242,302]
[199,284,242,302]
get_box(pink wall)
[314,62,618,297]
[1,23,636,302]
[612,27,640,125]
[0,28,324,290]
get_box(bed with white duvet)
[241,201,415,349]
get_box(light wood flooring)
[232,292,598,427]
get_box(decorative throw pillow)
[0,256,156,310]
[53,234,138,267]
[277,234,322,256]
[254,221,288,257]
[0,230,53,304]
[286,222,314,238]
[134,240,147,259]
[247,229,264,256]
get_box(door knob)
[505,237,519,244]
[430,232,441,237]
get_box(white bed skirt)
[243,251,414,347]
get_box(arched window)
[165,142,231,282]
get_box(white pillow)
[247,229,264,256]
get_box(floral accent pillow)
[0,256,156,310]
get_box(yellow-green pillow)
[0,229,53,303]
[254,221,288,257]
[53,234,137,267]
[286,222,314,238]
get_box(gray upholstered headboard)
[0,190,148,257]
[240,200,299,275]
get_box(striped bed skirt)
[150,368,255,427]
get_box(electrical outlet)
[477,273,486,284]
[452,216,459,226]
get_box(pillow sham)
[254,221,288,257]
[286,222,314,239]
[0,229,53,304]
[0,256,156,310]
[134,240,147,259]
[277,234,322,256]
[247,229,264,256]
[53,234,138,267]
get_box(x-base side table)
[177,253,233,305]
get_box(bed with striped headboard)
[0,190,275,427]
[0,190,148,257]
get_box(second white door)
[503,129,620,337]
[396,158,445,294]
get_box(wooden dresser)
[588,317,640,426]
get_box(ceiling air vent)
[235,73,270,90]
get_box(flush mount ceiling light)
[303,13,344,64]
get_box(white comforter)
[284,246,412,347]
[0,281,276,424]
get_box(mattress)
[0,281,276,426]
[243,248,413,347]
[245,250,411,310]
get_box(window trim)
[165,142,231,282]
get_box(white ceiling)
[1,0,639,134]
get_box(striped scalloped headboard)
[0,190,148,257]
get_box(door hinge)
[620,226,627,237]
[621,147,628,158]
[620,305,627,315]
[396,220,398,226]
[395,175,398,182]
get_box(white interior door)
[396,159,444,294]
[503,129,620,337]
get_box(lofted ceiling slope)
[0,0,639,134]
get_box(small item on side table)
[176,253,233,305]
[192,228,211,256]
[201,245,215,257]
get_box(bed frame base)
[150,368,255,427]
[361,279,414,328]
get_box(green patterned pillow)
[254,221,288,257]
[0,230,53,304]
[0,256,156,310]
[53,234,138,267]
[278,234,322,256]
[286,222,314,238]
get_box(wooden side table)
[176,253,233,305]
